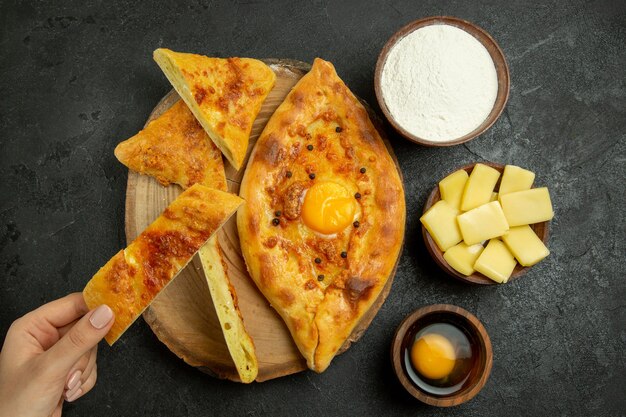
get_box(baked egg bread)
[153,48,276,170]
[83,184,243,345]
[114,99,227,190]
[114,99,258,381]
[198,236,257,382]
[237,58,405,372]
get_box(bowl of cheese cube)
[420,162,553,285]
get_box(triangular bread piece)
[153,48,276,170]
[114,100,227,190]
[114,101,258,382]
[83,184,243,345]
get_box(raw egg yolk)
[302,182,357,235]
[410,333,456,380]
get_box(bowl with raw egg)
[420,162,552,285]
[391,304,493,407]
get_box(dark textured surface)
[1,0,625,415]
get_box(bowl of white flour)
[375,16,509,146]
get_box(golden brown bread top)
[153,49,276,170]
[115,96,256,379]
[84,184,243,345]
[238,58,405,372]
[114,100,227,191]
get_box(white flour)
[381,24,498,142]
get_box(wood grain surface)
[124,60,402,382]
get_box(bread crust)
[114,100,227,190]
[153,49,276,170]
[84,184,243,345]
[114,97,258,381]
[237,59,405,372]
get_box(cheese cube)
[420,200,462,251]
[502,225,550,266]
[457,201,509,245]
[443,242,484,276]
[499,165,535,195]
[499,187,554,226]
[439,170,469,210]
[474,239,517,283]
[461,164,501,211]
[490,192,498,202]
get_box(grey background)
[1,0,625,416]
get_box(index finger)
[26,293,89,329]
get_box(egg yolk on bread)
[302,181,356,235]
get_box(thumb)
[44,305,114,373]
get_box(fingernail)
[67,370,82,390]
[65,381,81,399]
[66,387,83,402]
[89,305,113,329]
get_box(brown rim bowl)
[391,304,493,407]
[374,16,510,147]
[422,162,550,285]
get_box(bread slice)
[114,100,227,190]
[198,236,258,382]
[83,184,243,345]
[114,99,258,381]
[153,48,276,170]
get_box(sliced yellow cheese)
[474,239,517,283]
[420,200,462,251]
[499,187,554,226]
[502,225,550,267]
[499,165,535,195]
[457,201,509,246]
[443,242,484,276]
[490,192,498,202]
[461,163,501,211]
[439,170,469,210]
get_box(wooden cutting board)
[124,59,402,382]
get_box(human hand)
[0,293,114,417]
